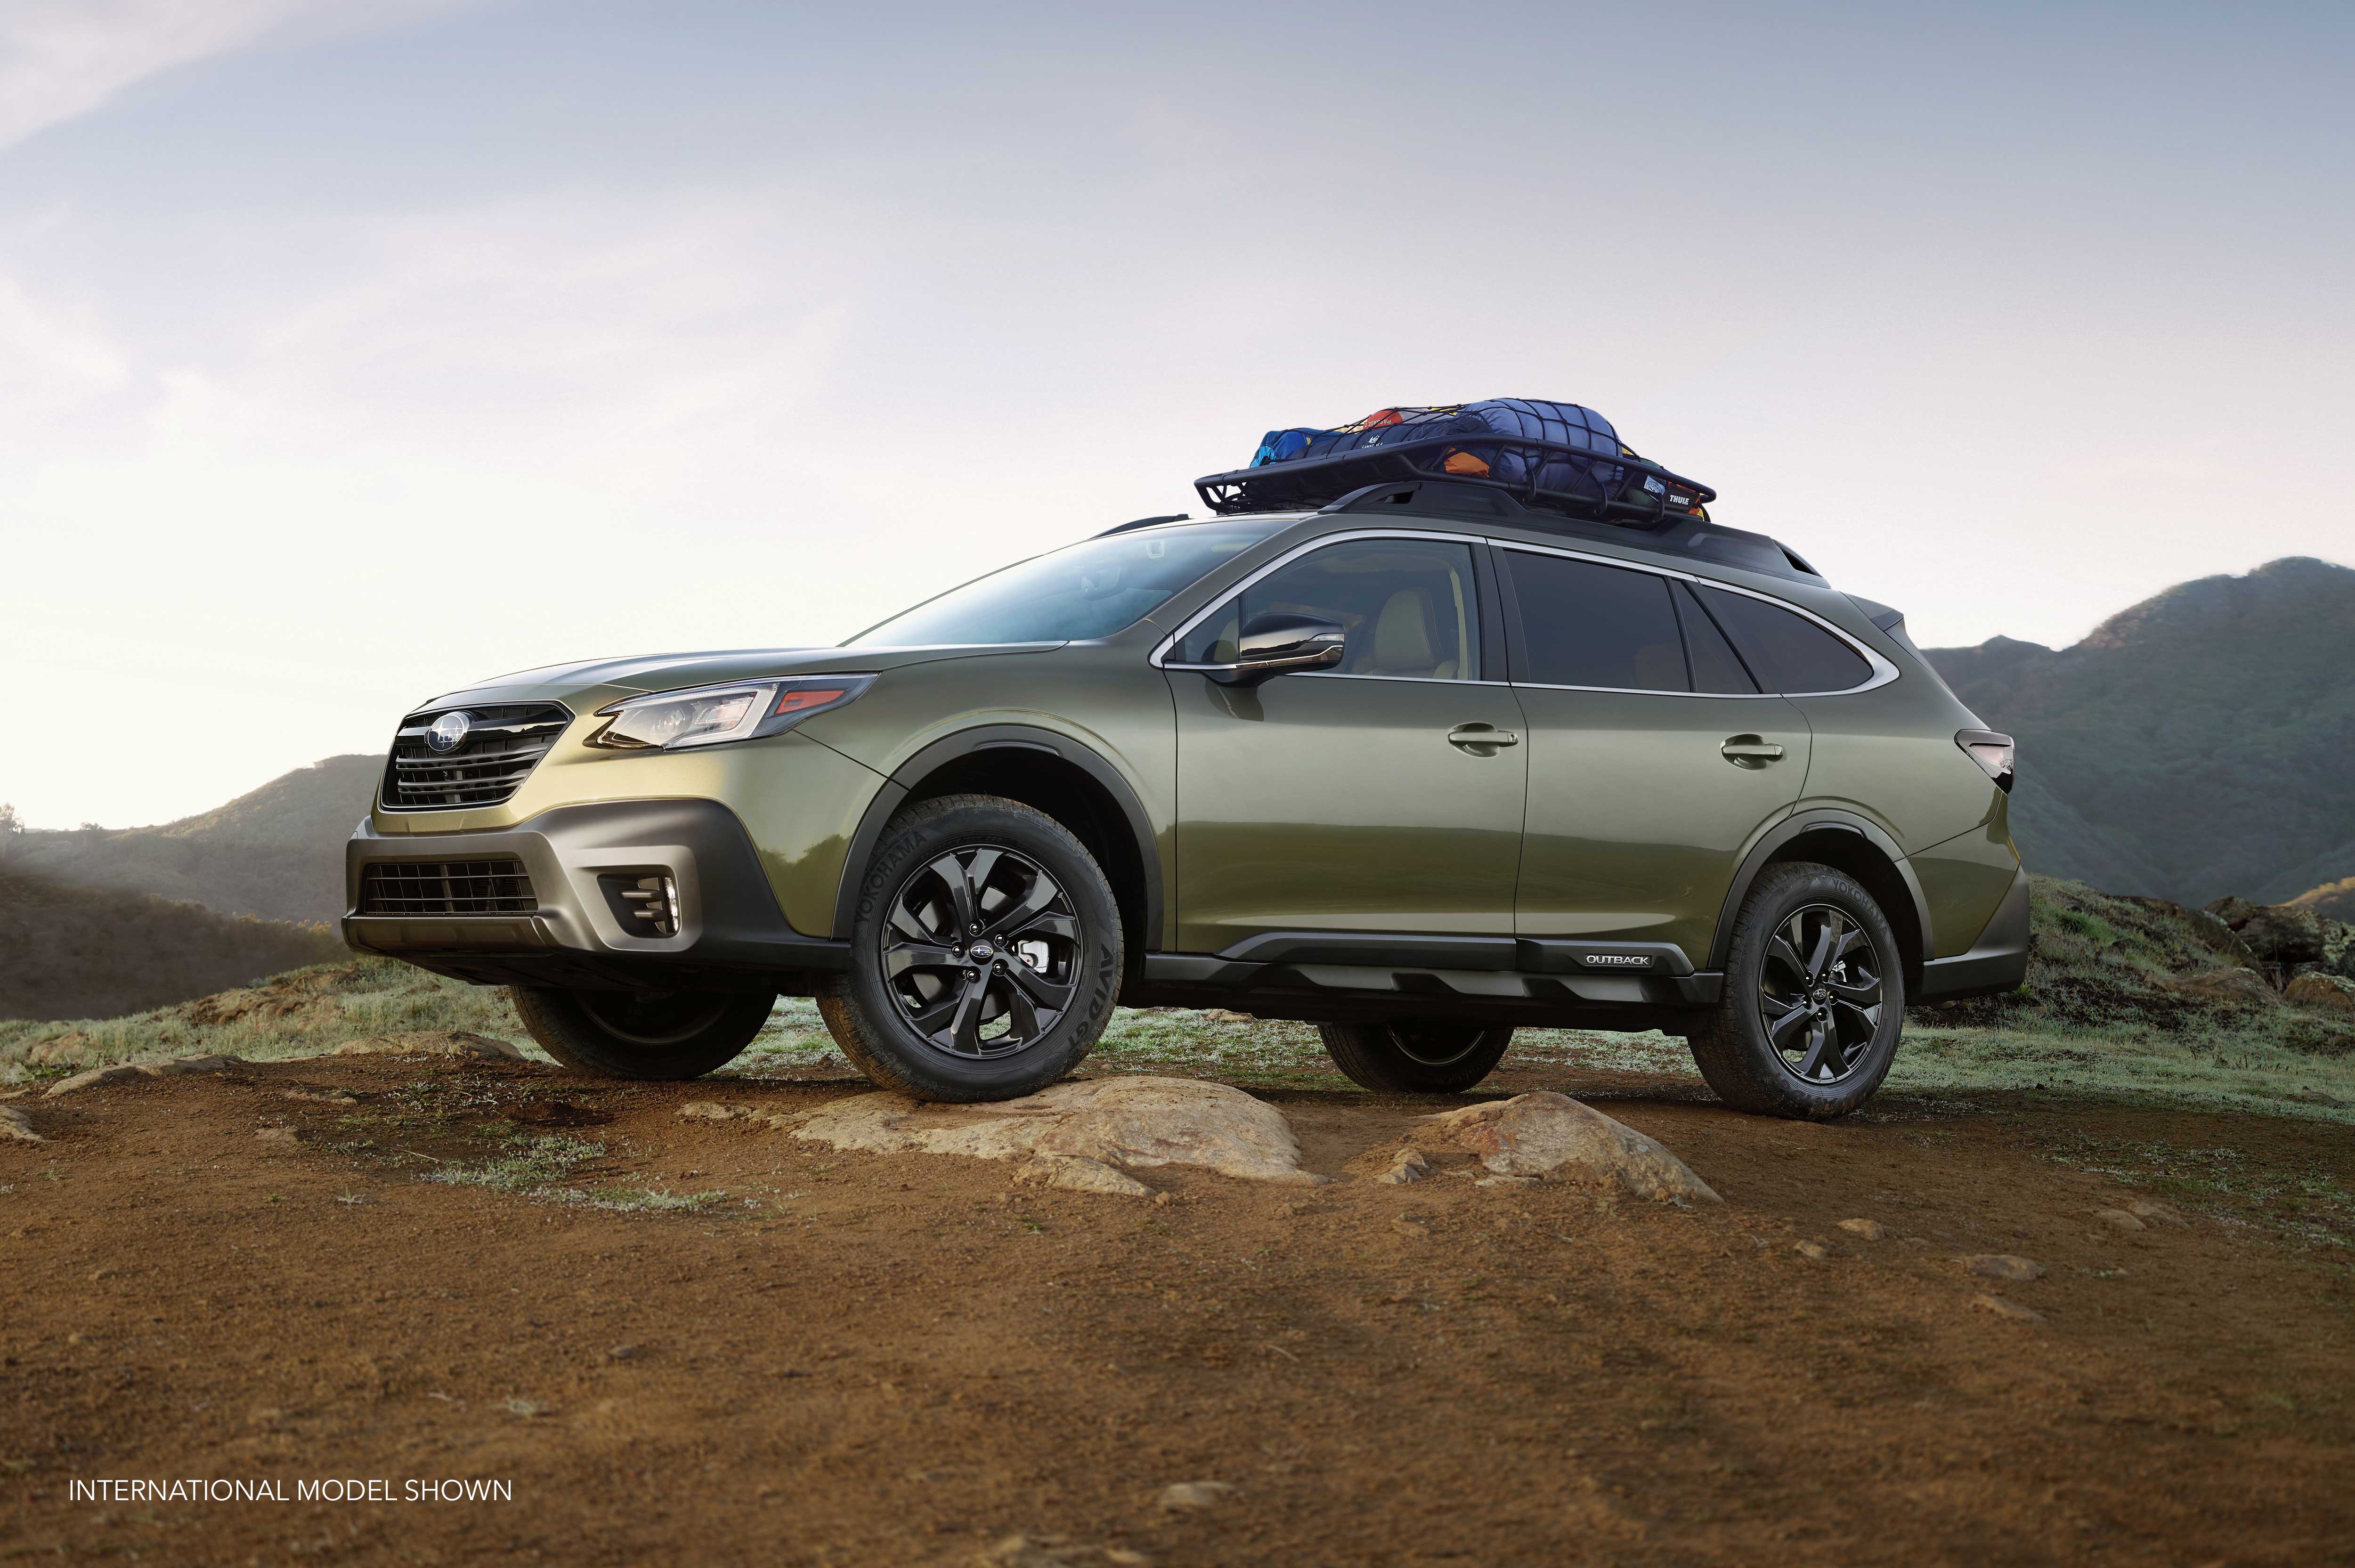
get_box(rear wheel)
[1687,862,1905,1118]
[1318,1020,1514,1095]
[816,794,1122,1103]
[510,986,774,1079]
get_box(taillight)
[1956,729,2014,793]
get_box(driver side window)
[1179,537,1482,680]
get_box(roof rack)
[1316,478,1825,585]
[1194,430,1714,530]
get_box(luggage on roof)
[1199,398,1713,528]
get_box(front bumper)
[342,799,849,992]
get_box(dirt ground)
[3,1051,2352,1567]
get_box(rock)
[255,1126,305,1145]
[43,1054,244,1098]
[2165,968,2275,1003]
[1793,1240,1830,1260]
[1836,1218,1888,1240]
[606,1344,644,1361]
[2126,1197,2187,1226]
[27,1032,92,1066]
[332,1032,527,1062]
[793,1076,1321,1186]
[1157,1481,1234,1512]
[0,1106,43,1142]
[2094,1208,2146,1232]
[1374,1149,1430,1186]
[1012,1154,1156,1198]
[1973,1293,2043,1323]
[1415,1092,1720,1203]
[142,1054,241,1078]
[2205,900,2325,967]
[978,1536,1150,1567]
[2285,972,2355,1014]
[1961,1253,2044,1282]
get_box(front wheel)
[510,986,774,1079]
[816,793,1123,1103]
[1319,1021,1514,1094]
[1687,862,1905,1118]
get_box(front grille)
[359,859,536,916]
[382,702,571,811]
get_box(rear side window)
[1503,552,1688,691]
[1692,585,1872,693]
[1673,584,1759,693]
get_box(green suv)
[344,477,2024,1117]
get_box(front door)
[1497,545,1811,964]
[1168,534,1528,953]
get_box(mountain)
[1923,557,2355,907]
[0,864,348,1022]
[8,755,380,924]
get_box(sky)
[3,0,2350,829]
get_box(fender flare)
[1707,809,1934,984]
[829,723,1163,948]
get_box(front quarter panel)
[794,644,1179,942]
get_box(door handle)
[1448,724,1520,753]
[1721,735,1786,768]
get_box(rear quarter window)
[1691,585,1873,694]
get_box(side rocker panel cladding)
[828,724,1165,951]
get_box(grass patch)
[423,1134,606,1192]
[0,958,544,1081]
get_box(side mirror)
[1211,612,1346,685]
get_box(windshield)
[847,519,1291,646]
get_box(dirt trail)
[2,1056,2351,1566]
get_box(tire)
[510,986,774,1080]
[816,794,1123,1103]
[1318,1020,1514,1095]
[1687,862,1906,1119]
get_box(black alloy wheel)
[1685,861,1906,1119]
[577,991,740,1047]
[1318,1020,1515,1095]
[880,845,1081,1060]
[1758,903,1886,1084]
[511,985,775,1080]
[815,793,1123,1103]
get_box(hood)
[416,642,1056,713]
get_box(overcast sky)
[4,0,2350,828]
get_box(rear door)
[1500,545,1811,966]
[1165,532,1528,952]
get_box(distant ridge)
[10,755,380,924]
[1923,556,2355,906]
[0,864,346,1021]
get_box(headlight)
[587,674,877,751]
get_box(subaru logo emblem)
[426,711,472,753]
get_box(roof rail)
[1093,513,1191,538]
[1323,478,1825,585]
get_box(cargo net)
[1194,398,1713,527]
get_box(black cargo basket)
[1195,435,1714,529]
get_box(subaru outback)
[344,474,2025,1118]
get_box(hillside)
[0,865,349,1022]
[7,754,378,924]
[1924,556,2355,906]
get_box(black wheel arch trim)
[830,724,1164,951]
[1708,810,1935,990]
